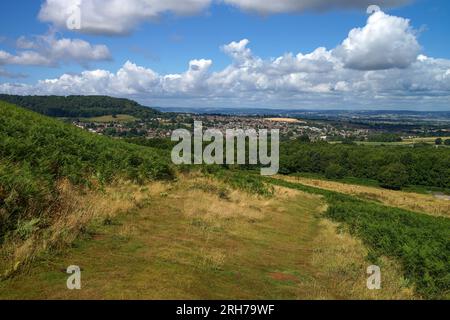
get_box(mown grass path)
[0,182,333,299]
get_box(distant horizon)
[155,106,450,113]
[1,93,449,113]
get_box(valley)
[0,97,448,300]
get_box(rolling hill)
[0,95,161,119]
[0,100,172,241]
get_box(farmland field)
[83,114,139,123]
[354,137,450,146]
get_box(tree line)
[279,141,450,190]
[0,95,160,119]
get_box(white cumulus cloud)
[0,33,111,67]
[333,10,421,70]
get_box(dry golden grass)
[176,175,276,223]
[0,174,418,300]
[278,175,450,217]
[0,179,171,279]
[149,176,417,299]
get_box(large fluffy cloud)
[333,11,420,70]
[39,0,412,35]
[2,10,450,109]
[0,33,111,67]
[2,41,449,108]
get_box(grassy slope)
[82,114,139,123]
[0,101,172,239]
[0,176,413,300]
[268,177,450,299]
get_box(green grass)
[203,167,274,197]
[82,114,138,123]
[355,141,408,146]
[267,177,450,299]
[0,100,173,240]
[403,137,450,144]
[291,172,381,188]
[354,137,450,147]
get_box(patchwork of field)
[0,175,414,300]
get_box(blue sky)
[0,0,449,110]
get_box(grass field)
[83,114,139,123]
[0,174,414,300]
[403,137,450,144]
[329,137,450,147]
[353,137,450,146]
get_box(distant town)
[71,110,450,146]
[73,114,369,141]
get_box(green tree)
[297,135,311,143]
[379,163,409,190]
[325,164,345,180]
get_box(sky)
[0,0,449,110]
